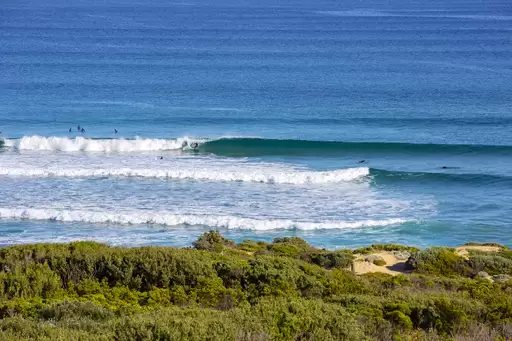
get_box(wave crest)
[3,136,203,152]
[0,208,410,230]
[0,166,369,184]
[3,136,512,156]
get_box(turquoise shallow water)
[0,0,511,248]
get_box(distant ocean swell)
[371,169,512,186]
[2,136,512,156]
[0,208,411,230]
[200,138,512,157]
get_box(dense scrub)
[354,244,420,255]
[0,232,510,341]
[406,246,512,277]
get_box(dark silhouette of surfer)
[81,128,85,133]
[114,129,118,134]
[358,160,366,164]
[158,156,164,160]
[69,128,72,132]
[77,125,81,131]
[190,142,199,149]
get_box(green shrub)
[373,259,387,266]
[498,249,512,260]
[253,297,366,341]
[113,308,245,341]
[265,237,313,259]
[266,243,303,258]
[237,240,268,253]
[264,238,354,270]
[308,251,353,269]
[0,298,42,319]
[0,315,112,341]
[272,237,310,248]
[353,244,420,255]
[0,263,62,299]
[406,247,467,276]
[111,298,366,341]
[384,274,411,288]
[192,230,235,252]
[38,301,115,321]
[386,310,413,330]
[464,242,507,248]
[466,254,512,276]
[0,235,511,341]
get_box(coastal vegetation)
[0,231,510,341]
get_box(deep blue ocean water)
[0,0,511,248]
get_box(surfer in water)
[77,125,81,131]
[190,142,199,149]
[114,129,118,134]
[69,128,72,132]
[358,160,366,164]
[81,128,85,133]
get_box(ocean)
[0,0,511,248]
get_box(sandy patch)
[352,245,506,276]
[456,245,502,259]
[352,252,408,276]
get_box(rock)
[364,255,387,266]
[393,251,411,260]
[364,255,384,263]
[476,271,493,281]
[477,271,490,278]
[492,274,512,282]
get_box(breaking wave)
[0,166,369,184]
[2,136,203,152]
[0,208,411,230]
[3,136,512,157]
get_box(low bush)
[406,247,468,276]
[0,232,510,341]
[373,259,387,266]
[464,242,507,248]
[38,301,115,321]
[466,254,512,276]
[353,244,420,255]
[237,240,268,253]
[192,230,235,252]
[308,251,353,269]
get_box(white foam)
[316,10,393,17]
[316,10,512,21]
[0,166,369,184]
[0,207,411,230]
[3,136,204,152]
